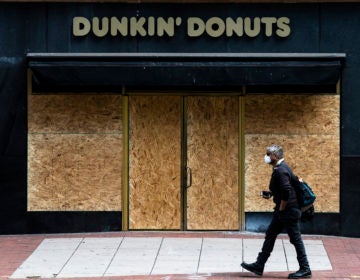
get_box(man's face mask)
[264,154,272,164]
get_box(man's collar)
[276,158,285,166]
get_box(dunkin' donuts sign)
[73,16,291,38]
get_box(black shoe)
[288,268,312,279]
[241,262,264,276]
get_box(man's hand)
[279,200,288,211]
[260,191,272,199]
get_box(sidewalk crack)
[150,237,164,275]
[196,237,204,274]
[103,236,125,276]
[56,238,84,278]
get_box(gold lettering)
[92,17,109,37]
[72,16,291,39]
[157,17,175,37]
[206,17,225,38]
[261,17,277,37]
[130,17,146,36]
[110,17,128,36]
[187,17,205,37]
[276,17,291,37]
[148,17,155,36]
[226,17,243,37]
[73,17,91,36]
[244,17,261,37]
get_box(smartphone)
[260,191,272,199]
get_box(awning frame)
[27,52,346,93]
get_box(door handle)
[186,167,192,188]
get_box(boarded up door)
[129,96,182,230]
[128,95,239,230]
[186,96,239,230]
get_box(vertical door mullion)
[239,93,245,231]
[181,96,187,230]
[122,91,129,231]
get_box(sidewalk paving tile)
[57,238,122,278]
[9,236,335,278]
[2,232,359,280]
[10,238,82,279]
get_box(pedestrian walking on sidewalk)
[241,144,312,279]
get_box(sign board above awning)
[27,53,345,93]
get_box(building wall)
[0,2,359,236]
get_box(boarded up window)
[28,94,122,211]
[245,94,339,213]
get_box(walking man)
[241,144,311,279]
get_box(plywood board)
[28,93,123,211]
[245,95,339,135]
[28,133,122,211]
[186,96,239,230]
[244,95,339,212]
[28,94,122,133]
[129,96,182,230]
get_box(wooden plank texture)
[129,96,182,230]
[244,95,339,213]
[28,94,122,133]
[28,134,122,211]
[186,96,239,230]
[28,93,122,211]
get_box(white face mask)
[264,154,272,164]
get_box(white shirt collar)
[276,158,284,166]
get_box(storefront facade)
[0,1,358,237]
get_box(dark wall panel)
[246,213,340,236]
[0,157,27,234]
[340,68,360,156]
[320,4,360,67]
[0,59,28,235]
[0,4,47,55]
[27,212,122,234]
[340,157,360,237]
[321,4,360,156]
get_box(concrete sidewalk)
[1,231,359,280]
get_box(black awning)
[27,53,344,93]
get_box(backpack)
[291,177,316,211]
[291,177,316,222]
[284,165,316,222]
